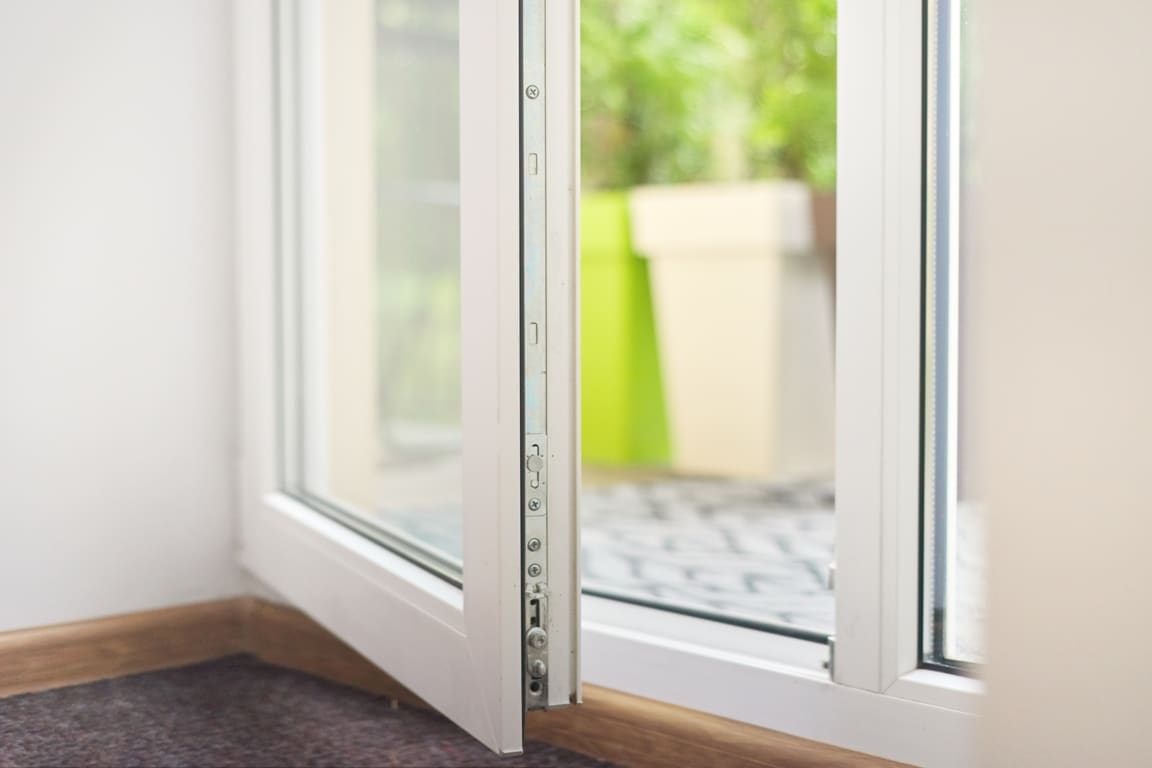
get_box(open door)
[234,0,579,755]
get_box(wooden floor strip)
[529,685,907,768]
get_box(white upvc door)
[234,0,579,756]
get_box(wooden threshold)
[0,598,905,768]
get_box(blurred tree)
[581,0,837,190]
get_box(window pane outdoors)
[579,0,838,639]
[287,0,464,579]
[924,0,983,666]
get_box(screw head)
[528,498,541,511]
[527,627,548,649]
[527,563,542,577]
[526,84,540,99]
[529,659,547,678]
[527,537,542,552]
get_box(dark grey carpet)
[0,656,612,768]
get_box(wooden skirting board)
[0,599,905,768]
[0,600,246,699]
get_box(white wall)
[974,1,1152,765]
[0,0,242,632]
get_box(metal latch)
[524,436,549,707]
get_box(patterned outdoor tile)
[377,475,982,657]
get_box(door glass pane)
[923,0,983,666]
[279,0,463,580]
[579,0,837,640]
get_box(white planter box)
[629,181,834,480]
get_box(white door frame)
[233,0,579,754]
[833,0,928,694]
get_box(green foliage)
[581,0,837,190]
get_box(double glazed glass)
[278,0,464,580]
[922,0,982,667]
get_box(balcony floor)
[374,469,984,661]
[582,477,836,637]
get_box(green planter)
[580,191,670,466]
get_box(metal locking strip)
[521,0,549,711]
